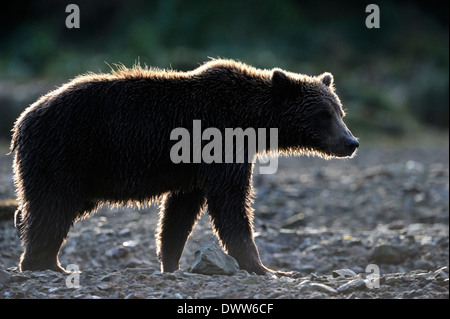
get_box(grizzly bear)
[11,59,358,275]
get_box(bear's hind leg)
[156,189,206,272]
[17,205,74,272]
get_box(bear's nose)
[345,137,359,152]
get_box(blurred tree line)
[0,0,448,142]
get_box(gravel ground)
[0,143,448,299]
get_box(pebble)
[96,283,113,291]
[0,269,12,286]
[332,269,358,278]
[308,283,338,294]
[371,244,410,264]
[336,279,367,293]
[282,212,307,228]
[124,293,145,299]
[105,246,129,259]
[98,273,116,282]
[433,267,449,280]
[190,243,240,275]
[413,259,435,270]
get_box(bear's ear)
[319,72,334,87]
[272,69,295,96]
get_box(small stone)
[118,228,132,237]
[387,220,405,230]
[298,280,338,295]
[434,267,449,280]
[332,269,358,278]
[267,290,284,298]
[98,274,116,282]
[105,246,129,259]
[124,293,145,299]
[162,273,177,280]
[362,166,393,179]
[405,160,425,174]
[124,257,146,268]
[413,259,435,271]
[11,274,29,283]
[309,283,338,294]
[337,279,367,293]
[276,228,299,241]
[96,283,113,291]
[307,292,328,299]
[299,280,311,286]
[371,244,409,264]
[282,212,307,228]
[243,275,261,285]
[0,270,12,286]
[298,264,316,273]
[190,243,240,275]
[317,263,333,274]
[122,240,139,248]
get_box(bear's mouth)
[325,143,359,158]
[331,148,358,158]
[311,141,358,159]
[315,134,359,158]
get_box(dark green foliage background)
[0,0,448,141]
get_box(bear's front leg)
[203,164,270,275]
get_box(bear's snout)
[344,136,359,155]
[325,131,359,158]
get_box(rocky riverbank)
[0,144,448,299]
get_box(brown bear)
[11,59,358,274]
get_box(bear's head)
[271,69,359,158]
